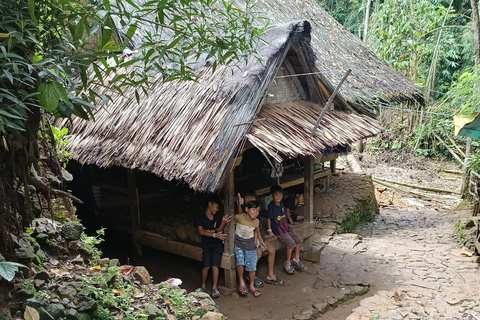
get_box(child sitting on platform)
[267,185,304,274]
[284,189,305,224]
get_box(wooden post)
[223,170,236,288]
[303,156,314,251]
[330,159,336,174]
[128,170,142,256]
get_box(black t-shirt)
[284,197,297,211]
[194,211,223,248]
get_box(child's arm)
[266,219,274,238]
[286,207,293,224]
[256,227,267,251]
[236,193,244,214]
[196,226,226,240]
[216,213,232,233]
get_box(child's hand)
[237,193,244,206]
[222,213,232,223]
[217,232,227,241]
[265,232,275,239]
[260,243,267,252]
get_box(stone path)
[315,208,480,320]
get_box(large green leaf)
[38,81,69,112]
[0,261,26,282]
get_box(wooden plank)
[255,169,331,196]
[330,159,336,175]
[303,156,314,251]
[133,223,315,266]
[316,153,339,163]
[283,59,308,100]
[260,223,315,256]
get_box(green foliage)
[454,220,465,243]
[466,153,480,172]
[50,126,71,167]
[80,228,105,264]
[0,0,268,144]
[368,0,468,94]
[0,253,27,282]
[20,280,37,296]
[411,69,480,159]
[316,0,365,37]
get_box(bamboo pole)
[447,136,466,157]
[372,176,460,195]
[311,69,352,136]
[430,130,463,163]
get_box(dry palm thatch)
[61,21,317,192]
[247,101,383,162]
[231,0,423,115]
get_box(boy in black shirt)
[194,195,231,298]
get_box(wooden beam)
[303,156,314,251]
[283,59,308,100]
[311,69,352,136]
[254,170,331,196]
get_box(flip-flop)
[238,285,248,296]
[211,288,221,298]
[264,277,285,286]
[200,287,207,293]
[245,276,264,288]
[249,287,261,297]
[283,261,295,274]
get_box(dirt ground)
[101,151,475,320]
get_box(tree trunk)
[471,0,480,66]
[462,0,480,196]
[363,0,372,43]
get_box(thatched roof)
[61,1,409,192]
[247,101,383,163]
[63,21,335,192]
[234,0,423,114]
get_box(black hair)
[294,188,304,196]
[243,189,257,198]
[245,200,260,209]
[270,185,283,194]
[205,194,221,208]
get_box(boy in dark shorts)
[194,195,231,298]
[284,189,305,224]
[234,200,265,297]
[267,185,304,274]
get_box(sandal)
[211,288,221,298]
[283,261,295,274]
[291,259,304,271]
[200,287,208,293]
[264,277,285,286]
[249,287,261,297]
[245,276,264,288]
[238,285,248,296]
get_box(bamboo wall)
[263,65,302,105]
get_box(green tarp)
[454,113,480,140]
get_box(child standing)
[237,191,284,287]
[194,195,231,298]
[234,200,265,297]
[267,185,304,274]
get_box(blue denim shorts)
[234,244,257,272]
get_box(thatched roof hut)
[238,0,423,114]
[61,20,385,192]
